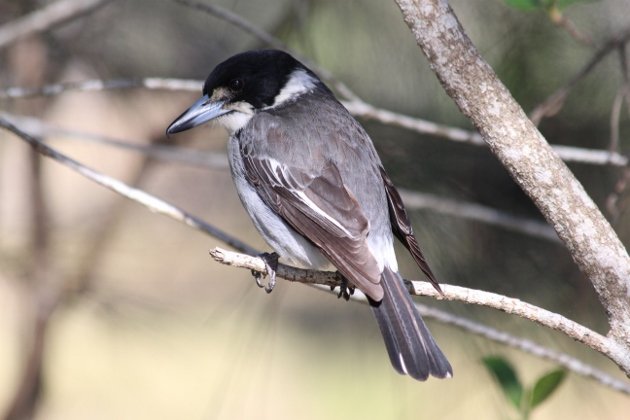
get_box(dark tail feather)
[370,267,452,381]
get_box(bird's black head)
[203,50,313,108]
[167,50,323,135]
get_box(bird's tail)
[370,266,452,381]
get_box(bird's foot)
[252,252,279,294]
[330,274,355,301]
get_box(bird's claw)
[330,274,355,301]
[252,252,279,293]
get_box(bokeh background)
[1,0,630,418]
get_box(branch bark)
[209,248,610,354]
[210,247,630,393]
[3,79,628,167]
[393,0,630,371]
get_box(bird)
[167,49,452,381]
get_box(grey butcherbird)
[167,50,452,381]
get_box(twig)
[0,112,228,169]
[606,168,630,223]
[0,78,200,99]
[530,27,630,125]
[0,0,111,50]
[209,247,608,356]
[606,47,630,221]
[2,79,628,167]
[0,117,257,256]
[171,0,285,50]
[608,86,626,155]
[547,5,593,47]
[416,303,630,395]
[210,247,630,394]
[398,188,558,242]
[167,0,360,101]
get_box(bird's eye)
[229,78,244,91]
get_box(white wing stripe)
[265,158,356,239]
[295,191,353,237]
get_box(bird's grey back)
[239,89,392,243]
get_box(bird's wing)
[379,167,442,293]
[241,151,384,301]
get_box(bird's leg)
[252,252,279,293]
[330,273,355,301]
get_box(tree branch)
[415,303,630,394]
[2,79,628,167]
[0,0,111,50]
[394,0,630,372]
[530,27,630,125]
[210,246,630,394]
[0,111,558,242]
[167,0,360,102]
[0,116,257,256]
[209,248,608,355]
[398,188,558,242]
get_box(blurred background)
[1,0,630,418]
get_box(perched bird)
[167,50,452,381]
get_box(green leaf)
[482,356,523,409]
[530,369,566,408]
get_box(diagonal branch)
[0,116,257,256]
[530,27,630,125]
[394,0,630,373]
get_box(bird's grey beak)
[166,94,230,135]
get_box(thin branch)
[605,168,630,223]
[2,79,628,167]
[210,247,608,356]
[546,5,593,47]
[171,0,285,50]
[609,87,626,155]
[167,0,360,101]
[210,247,630,394]
[342,99,481,146]
[1,111,558,242]
[415,303,630,395]
[0,0,111,50]
[606,48,630,222]
[0,117,257,256]
[398,188,558,242]
[530,27,630,125]
[0,78,201,99]
[0,112,229,169]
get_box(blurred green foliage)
[484,356,567,419]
